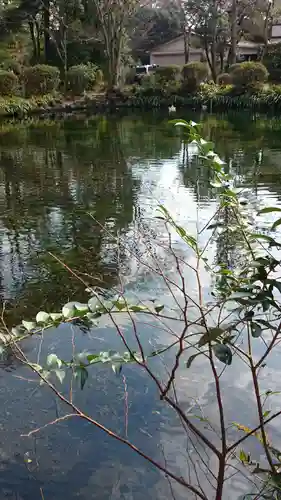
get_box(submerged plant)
[4,120,281,499]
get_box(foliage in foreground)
[3,120,281,499]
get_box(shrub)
[155,65,180,82]
[0,49,13,62]
[217,73,232,85]
[181,62,208,92]
[67,63,98,94]
[0,59,22,75]
[23,65,60,96]
[264,42,281,82]
[0,70,18,96]
[95,69,103,85]
[230,61,268,88]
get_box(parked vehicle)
[134,64,158,83]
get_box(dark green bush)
[155,65,180,82]
[230,61,268,88]
[0,59,22,75]
[217,73,232,85]
[181,62,208,92]
[23,65,60,96]
[0,70,18,95]
[229,63,240,73]
[67,63,98,94]
[264,43,281,82]
[0,49,13,62]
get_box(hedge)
[230,61,268,88]
[155,65,180,82]
[0,70,18,96]
[67,63,98,94]
[181,62,208,91]
[23,65,60,96]
[217,73,232,85]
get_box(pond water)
[1,111,281,499]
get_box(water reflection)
[1,112,281,498]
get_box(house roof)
[151,37,262,55]
[151,21,281,54]
[150,33,199,53]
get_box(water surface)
[1,111,281,499]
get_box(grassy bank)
[3,84,281,118]
[0,93,107,117]
[122,83,281,112]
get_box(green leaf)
[263,410,271,418]
[129,305,148,312]
[266,279,281,294]
[11,325,25,337]
[250,233,278,245]
[36,311,50,324]
[87,296,100,312]
[239,449,250,463]
[62,302,77,318]
[271,217,281,231]
[258,207,281,214]
[99,351,111,363]
[255,319,275,330]
[207,223,224,230]
[22,320,37,332]
[46,354,62,369]
[198,327,224,347]
[251,322,262,338]
[122,352,132,362]
[50,313,63,322]
[54,369,65,384]
[155,305,164,314]
[228,291,253,300]
[114,298,127,311]
[213,344,232,365]
[30,363,43,372]
[169,119,194,129]
[39,370,51,385]
[79,367,88,390]
[87,354,100,364]
[186,352,202,368]
[73,303,89,317]
[175,226,197,249]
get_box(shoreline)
[1,89,281,119]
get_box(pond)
[1,111,281,499]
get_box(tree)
[186,0,229,81]
[93,0,138,90]
[129,3,184,63]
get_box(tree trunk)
[44,0,51,62]
[211,42,217,82]
[183,27,190,63]
[229,0,237,66]
[260,1,272,61]
[28,20,38,61]
[219,51,224,72]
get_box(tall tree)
[129,3,183,63]
[93,0,138,89]
[186,0,229,81]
